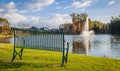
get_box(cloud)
[39,13,72,28]
[26,0,55,12]
[72,0,92,8]
[1,2,25,24]
[4,1,15,9]
[108,0,115,5]
[19,10,28,14]
[61,0,68,3]
[0,2,71,29]
[56,6,62,9]
[0,9,5,13]
[0,2,40,27]
[82,8,85,11]
[63,6,70,9]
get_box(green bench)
[11,28,69,66]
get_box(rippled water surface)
[65,35,120,59]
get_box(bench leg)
[11,50,17,62]
[19,47,24,59]
[61,42,69,66]
[65,42,69,63]
[11,47,24,62]
[61,54,65,67]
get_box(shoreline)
[0,34,13,38]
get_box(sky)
[0,0,120,29]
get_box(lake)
[0,34,120,59]
[65,34,120,59]
[0,37,14,43]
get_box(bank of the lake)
[0,43,120,71]
[0,35,13,38]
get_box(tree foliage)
[92,20,107,34]
[60,13,107,34]
[109,16,120,35]
[0,18,12,35]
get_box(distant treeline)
[59,13,120,35]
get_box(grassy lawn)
[0,43,120,71]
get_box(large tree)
[0,18,11,35]
[70,13,88,34]
[70,13,88,25]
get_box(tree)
[92,20,106,34]
[70,13,88,24]
[109,16,120,35]
[70,13,88,34]
[89,19,94,30]
[59,23,72,34]
[0,18,11,35]
[79,13,88,23]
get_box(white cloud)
[5,1,15,9]
[1,0,55,14]
[0,2,25,24]
[0,2,39,27]
[64,6,70,9]
[82,8,85,11]
[3,12,26,24]
[0,9,5,13]
[109,0,115,5]
[62,0,68,3]
[0,1,71,29]
[19,10,28,14]
[27,0,55,12]
[3,11,42,28]
[56,6,62,9]
[39,13,72,28]
[72,0,92,8]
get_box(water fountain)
[81,17,94,55]
[81,17,94,36]
[81,17,89,36]
[73,17,94,55]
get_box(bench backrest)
[14,28,65,52]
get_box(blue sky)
[0,0,120,28]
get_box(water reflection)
[72,36,92,55]
[73,41,86,54]
[65,35,120,59]
[110,36,120,58]
[90,35,111,58]
[0,37,14,43]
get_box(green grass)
[0,43,120,71]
